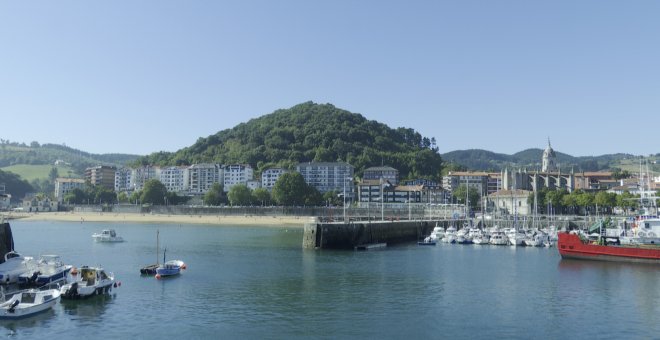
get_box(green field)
[1,164,79,182]
[614,156,660,174]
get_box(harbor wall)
[303,219,464,249]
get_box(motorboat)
[92,229,124,242]
[0,251,38,285]
[418,237,437,246]
[18,255,73,287]
[489,232,509,246]
[0,288,61,319]
[60,266,118,299]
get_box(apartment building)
[188,164,223,195]
[296,162,354,198]
[261,168,286,191]
[85,165,116,190]
[55,178,86,203]
[223,164,254,192]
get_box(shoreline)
[1,211,311,227]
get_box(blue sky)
[1,1,658,157]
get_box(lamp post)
[343,176,352,223]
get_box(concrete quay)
[303,219,465,249]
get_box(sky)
[1,1,659,157]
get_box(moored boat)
[18,255,73,287]
[557,232,660,264]
[0,251,37,285]
[0,288,61,319]
[92,229,124,242]
[60,266,118,299]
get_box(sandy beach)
[1,211,311,227]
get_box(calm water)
[2,220,659,339]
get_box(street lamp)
[343,176,352,223]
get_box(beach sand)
[1,211,311,227]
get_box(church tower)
[541,138,557,172]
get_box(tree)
[272,172,309,206]
[228,184,252,206]
[48,167,59,182]
[64,188,86,204]
[204,183,226,206]
[140,179,167,205]
[594,191,616,214]
[323,190,342,206]
[451,184,480,210]
[252,188,271,206]
[117,192,129,203]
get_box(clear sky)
[1,1,658,157]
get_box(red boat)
[558,232,660,264]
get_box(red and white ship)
[558,232,660,264]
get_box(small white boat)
[18,255,73,287]
[155,249,186,279]
[0,251,38,285]
[489,232,509,246]
[0,288,60,319]
[92,229,124,242]
[60,266,118,299]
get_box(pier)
[303,219,465,249]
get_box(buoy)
[118,281,121,287]
[155,274,161,280]
[113,282,117,288]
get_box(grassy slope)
[1,164,79,182]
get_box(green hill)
[137,101,444,180]
[443,148,640,172]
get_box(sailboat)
[155,248,186,279]
[139,230,160,275]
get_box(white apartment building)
[223,164,254,192]
[132,166,159,191]
[188,164,223,195]
[55,178,86,203]
[246,179,261,191]
[114,168,134,193]
[261,168,286,191]
[159,166,188,193]
[296,162,354,197]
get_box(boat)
[557,231,660,264]
[489,232,509,246]
[354,243,387,251]
[418,237,437,246]
[60,266,118,299]
[155,249,186,279]
[0,288,61,319]
[92,229,124,242]
[140,230,160,275]
[18,255,73,287]
[0,251,38,285]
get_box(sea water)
[2,220,659,339]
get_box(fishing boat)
[0,251,38,285]
[140,230,160,275]
[18,255,73,287]
[0,288,61,319]
[155,248,186,279]
[60,266,118,299]
[92,229,124,242]
[557,231,660,264]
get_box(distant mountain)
[0,142,140,175]
[138,101,443,180]
[443,148,637,172]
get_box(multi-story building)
[487,189,532,216]
[188,164,223,195]
[363,166,399,185]
[223,164,254,192]
[296,162,354,198]
[443,171,490,196]
[132,166,159,191]
[114,168,134,193]
[246,179,261,191]
[85,165,116,190]
[54,178,86,203]
[261,168,286,191]
[159,166,188,193]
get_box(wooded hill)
[0,142,140,174]
[137,102,444,181]
[441,148,643,173]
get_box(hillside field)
[1,164,79,183]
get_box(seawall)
[303,219,465,249]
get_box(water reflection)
[0,308,56,336]
[61,293,115,320]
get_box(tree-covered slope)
[0,142,140,175]
[138,102,443,180]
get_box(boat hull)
[558,233,660,264]
[0,289,60,319]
